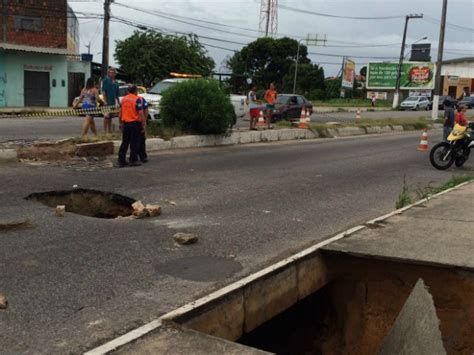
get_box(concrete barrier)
[0,149,17,163]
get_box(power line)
[278,4,405,20]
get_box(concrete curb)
[0,149,17,163]
[112,124,443,153]
[84,179,471,355]
[1,124,443,161]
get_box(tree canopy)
[226,37,325,96]
[115,31,215,87]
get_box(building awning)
[0,43,75,56]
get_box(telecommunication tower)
[259,0,278,37]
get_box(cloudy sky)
[69,0,473,76]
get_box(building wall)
[442,76,473,99]
[0,0,67,48]
[1,51,68,107]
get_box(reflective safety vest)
[121,94,142,122]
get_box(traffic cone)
[298,107,309,129]
[417,129,429,152]
[256,110,266,128]
[355,108,361,123]
[305,108,312,124]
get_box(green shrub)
[160,79,235,135]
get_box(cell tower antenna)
[259,0,278,37]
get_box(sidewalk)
[322,181,474,269]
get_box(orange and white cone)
[298,107,309,129]
[355,108,361,122]
[305,109,312,124]
[417,129,429,152]
[256,110,266,128]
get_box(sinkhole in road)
[25,188,136,219]
[172,253,474,354]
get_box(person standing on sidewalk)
[264,82,277,129]
[102,68,120,134]
[371,94,376,108]
[118,86,146,168]
[443,100,455,141]
[137,96,149,163]
[247,85,259,130]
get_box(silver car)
[400,96,430,111]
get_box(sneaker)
[117,161,128,168]
[129,161,141,167]
[140,158,148,163]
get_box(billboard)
[341,58,355,89]
[367,62,435,90]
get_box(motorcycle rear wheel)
[430,142,455,170]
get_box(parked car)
[457,96,474,109]
[271,94,313,122]
[428,95,458,110]
[141,78,248,120]
[400,96,430,111]
[118,85,147,104]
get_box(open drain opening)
[235,255,474,354]
[26,189,136,219]
[175,254,474,355]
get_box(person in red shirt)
[455,105,468,127]
[264,82,277,129]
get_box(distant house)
[0,0,91,108]
[441,57,474,99]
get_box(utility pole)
[431,0,448,120]
[2,0,8,42]
[101,0,112,79]
[392,14,423,109]
[293,34,327,94]
[265,0,270,36]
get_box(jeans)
[443,126,453,141]
[118,121,141,163]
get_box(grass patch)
[313,98,392,108]
[146,120,185,140]
[395,175,473,209]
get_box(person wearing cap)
[117,85,146,167]
[102,68,120,134]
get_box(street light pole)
[293,39,303,94]
[392,14,423,109]
[431,0,448,120]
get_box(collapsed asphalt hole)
[157,256,243,282]
[25,189,136,219]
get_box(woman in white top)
[248,85,259,130]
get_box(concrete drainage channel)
[86,183,474,355]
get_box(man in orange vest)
[117,85,146,167]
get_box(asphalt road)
[0,109,464,143]
[0,131,471,354]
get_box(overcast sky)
[69,0,473,77]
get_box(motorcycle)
[430,122,474,170]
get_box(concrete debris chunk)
[0,294,8,309]
[132,200,145,212]
[55,205,66,217]
[174,232,198,245]
[379,278,446,355]
[145,204,162,217]
[0,219,32,231]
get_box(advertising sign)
[342,58,355,89]
[409,90,432,97]
[366,91,388,100]
[367,62,435,90]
